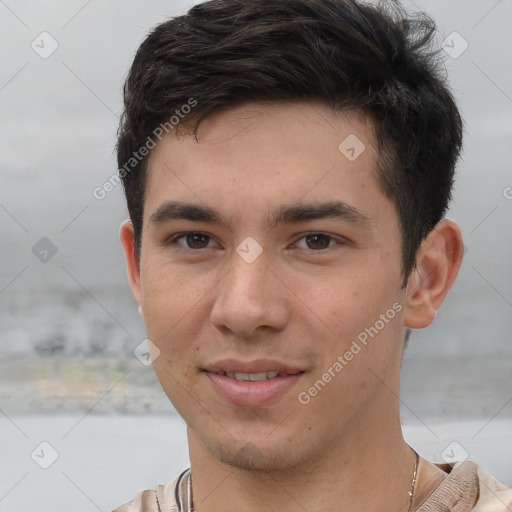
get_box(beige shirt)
[114,458,512,512]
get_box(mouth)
[201,360,305,406]
[207,370,303,381]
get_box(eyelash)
[165,232,346,253]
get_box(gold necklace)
[408,450,419,512]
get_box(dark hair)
[117,0,463,283]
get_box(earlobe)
[119,220,144,312]
[403,220,463,330]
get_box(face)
[123,101,416,472]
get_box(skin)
[120,101,464,512]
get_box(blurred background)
[0,0,511,510]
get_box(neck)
[187,412,417,512]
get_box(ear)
[403,219,464,329]
[119,220,144,318]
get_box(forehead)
[143,101,394,232]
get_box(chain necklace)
[408,449,419,512]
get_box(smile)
[218,371,301,381]
[204,370,304,407]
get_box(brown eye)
[184,233,210,249]
[304,234,332,250]
[167,232,215,250]
[295,233,341,251]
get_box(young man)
[115,0,512,510]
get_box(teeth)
[249,372,269,381]
[224,371,282,381]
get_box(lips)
[202,359,305,406]
[203,358,303,376]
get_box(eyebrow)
[148,200,371,230]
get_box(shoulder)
[112,468,191,512]
[471,464,512,511]
[113,489,159,512]
[416,459,512,512]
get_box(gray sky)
[1,0,511,356]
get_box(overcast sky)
[1,0,511,354]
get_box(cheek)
[140,267,188,351]
[141,257,195,323]
[305,268,403,371]
[307,271,380,335]
[140,259,214,372]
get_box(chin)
[201,434,314,474]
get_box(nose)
[210,251,290,338]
